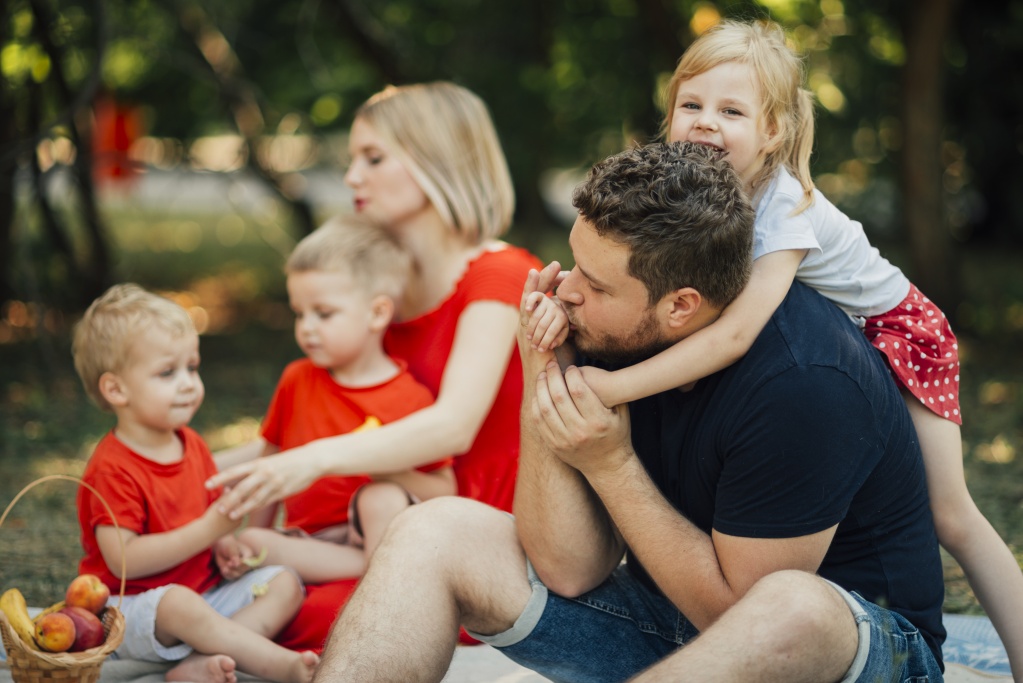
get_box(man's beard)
[570,307,675,366]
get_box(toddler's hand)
[524,293,570,352]
[214,535,254,580]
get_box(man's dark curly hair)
[572,141,754,308]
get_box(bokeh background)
[2,0,1022,611]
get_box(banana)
[33,600,66,622]
[353,415,381,432]
[241,546,268,568]
[0,588,40,650]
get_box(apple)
[59,606,106,652]
[65,574,110,615]
[35,612,76,652]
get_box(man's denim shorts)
[468,562,943,683]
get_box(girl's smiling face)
[668,60,774,188]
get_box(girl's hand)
[206,450,321,520]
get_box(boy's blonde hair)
[662,19,816,211]
[353,81,515,244]
[286,215,412,302]
[72,283,196,412]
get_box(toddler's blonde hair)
[286,215,412,302]
[72,283,196,412]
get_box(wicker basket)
[1,475,126,683]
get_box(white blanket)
[0,644,549,683]
[1,615,1010,682]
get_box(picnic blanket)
[0,643,547,683]
[0,614,1011,682]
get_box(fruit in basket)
[33,600,66,621]
[66,574,110,615]
[60,605,106,651]
[0,588,40,650]
[34,612,76,652]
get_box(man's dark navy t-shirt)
[626,281,946,665]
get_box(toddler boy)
[73,283,319,683]
[231,216,456,583]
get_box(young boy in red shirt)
[73,284,319,683]
[226,216,456,582]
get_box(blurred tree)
[1,0,1020,320]
[900,0,961,310]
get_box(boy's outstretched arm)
[95,500,242,580]
[582,249,806,408]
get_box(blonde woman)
[208,82,542,651]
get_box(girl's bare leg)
[907,395,1023,681]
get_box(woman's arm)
[583,249,807,407]
[208,300,521,519]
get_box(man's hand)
[533,360,633,477]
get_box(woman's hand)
[206,449,322,520]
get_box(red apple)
[65,574,110,615]
[59,606,106,652]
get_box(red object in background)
[92,95,142,185]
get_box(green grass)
[2,208,1023,614]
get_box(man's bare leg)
[630,571,858,683]
[313,497,534,683]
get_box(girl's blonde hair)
[72,283,196,412]
[353,81,515,244]
[662,19,816,211]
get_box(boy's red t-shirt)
[77,428,221,596]
[259,358,447,533]
[277,245,541,654]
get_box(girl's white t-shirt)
[754,168,910,319]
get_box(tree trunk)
[900,0,961,314]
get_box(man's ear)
[664,288,703,328]
[98,371,129,407]
[368,294,395,332]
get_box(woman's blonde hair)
[662,19,816,211]
[72,283,196,412]
[353,81,515,243]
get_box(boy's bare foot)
[166,653,238,683]
[289,650,320,683]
